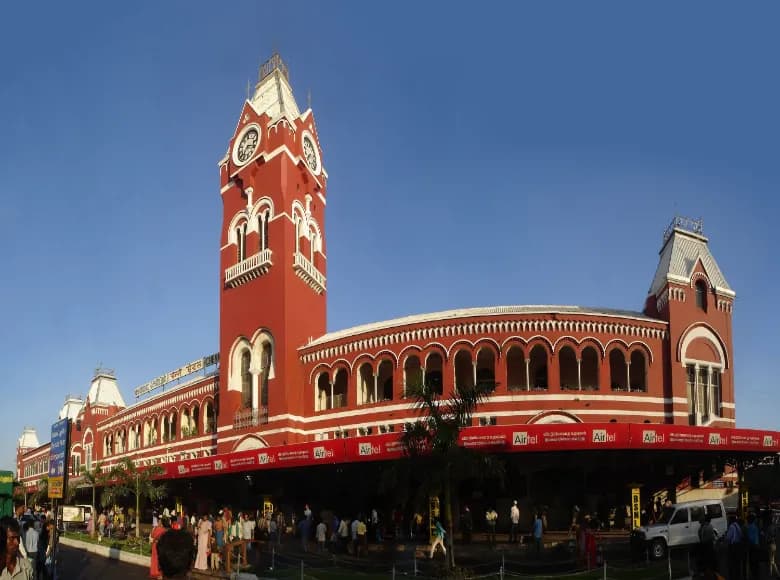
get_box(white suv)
[633,499,727,559]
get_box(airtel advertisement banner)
[159,439,345,479]
[632,424,780,452]
[153,423,780,481]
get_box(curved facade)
[16,56,737,491]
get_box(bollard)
[300,559,304,580]
[414,553,418,576]
[603,559,606,580]
[667,547,672,580]
[392,564,396,580]
[500,552,505,580]
[271,546,275,571]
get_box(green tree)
[79,463,105,538]
[31,477,48,508]
[401,380,503,570]
[101,457,166,538]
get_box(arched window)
[191,404,200,436]
[580,347,600,390]
[316,372,330,411]
[529,345,548,390]
[204,402,216,434]
[241,349,252,409]
[609,350,628,391]
[454,350,474,392]
[333,368,349,408]
[695,280,707,312]
[358,363,374,404]
[259,211,270,252]
[629,351,647,392]
[558,346,578,390]
[404,355,422,396]
[425,353,444,395]
[236,222,247,261]
[377,360,394,401]
[506,346,527,391]
[475,348,496,391]
[259,342,272,408]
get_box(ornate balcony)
[233,406,269,430]
[225,249,273,288]
[293,251,326,294]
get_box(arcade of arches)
[315,344,648,411]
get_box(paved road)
[57,544,148,580]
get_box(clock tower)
[217,54,327,452]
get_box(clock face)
[235,128,259,165]
[302,135,319,173]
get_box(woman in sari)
[149,517,170,579]
[193,514,212,570]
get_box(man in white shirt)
[1,520,33,579]
[509,500,521,544]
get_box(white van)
[633,499,727,559]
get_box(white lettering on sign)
[134,353,219,398]
[763,435,777,447]
[512,432,538,446]
[258,453,275,465]
[708,433,725,446]
[642,430,663,444]
[213,460,224,471]
[358,443,381,456]
[313,446,334,460]
[592,429,616,443]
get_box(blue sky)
[1,2,778,470]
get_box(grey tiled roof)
[305,305,664,348]
[648,229,733,297]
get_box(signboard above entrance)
[134,353,219,398]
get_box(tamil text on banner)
[48,418,70,499]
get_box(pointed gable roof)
[649,218,734,298]
[86,369,126,408]
[247,53,301,124]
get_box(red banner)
[160,439,345,479]
[153,423,780,481]
[630,424,780,452]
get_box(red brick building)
[16,55,741,495]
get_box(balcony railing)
[233,406,269,430]
[293,251,326,294]
[225,249,273,288]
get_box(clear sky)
[1,2,778,470]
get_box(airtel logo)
[313,446,334,459]
[642,430,664,444]
[358,443,381,456]
[763,435,777,447]
[258,452,275,464]
[512,432,538,446]
[708,433,727,446]
[592,429,616,443]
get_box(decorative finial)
[246,78,251,100]
[307,88,312,110]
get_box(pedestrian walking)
[485,508,498,547]
[533,512,543,556]
[509,500,521,544]
[429,519,446,560]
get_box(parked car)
[632,499,727,559]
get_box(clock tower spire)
[216,53,328,451]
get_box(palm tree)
[30,477,48,508]
[401,379,502,569]
[79,463,104,538]
[101,457,166,538]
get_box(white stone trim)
[301,310,667,364]
[679,324,728,369]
